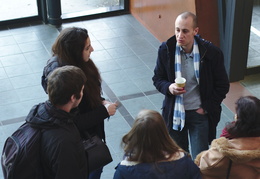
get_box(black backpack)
[1,122,43,179]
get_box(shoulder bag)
[82,133,113,173]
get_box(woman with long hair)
[114,109,201,179]
[41,27,118,179]
[195,96,260,179]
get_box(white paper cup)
[175,77,186,87]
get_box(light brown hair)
[122,109,183,163]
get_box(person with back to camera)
[113,109,202,179]
[152,11,230,159]
[195,96,260,179]
[31,66,88,178]
[41,27,118,179]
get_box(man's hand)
[196,108,206,115]
[169,83,186,95]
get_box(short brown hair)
[47,65,87,106]
[122,109,183,163]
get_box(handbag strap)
[226,159,232,179]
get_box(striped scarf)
[173,39,200,131]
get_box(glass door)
[0,0,128,25]
[0,0,38,21]
[61,0,124,19]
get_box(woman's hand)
[103,100,118,116]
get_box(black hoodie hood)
[25,101,77,129]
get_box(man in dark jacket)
[27,65,88,178]
[152,12,230,159]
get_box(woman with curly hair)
[195,96,260,179]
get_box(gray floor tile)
[28,60,49,73]
[0,78,13,92]
[121,96,158,117]
[92,29,119,40]
[0,35,16,47]
[0,54,27,67]
[129,42,156,55]
[99,37,126,49]
[23,49,50,63]
[0,103,27,121]
[108,80,142,97]
[33,28,60,41]
[18,41,45,53]
[15,85,47,101]
[120,34,147,46]
[106,46,135,59]
[146,93,164,111]
[91,50,113,61]
[112,26,139,37]
[0,89,20,105]
[9,74,39,89]
[0,44,22,57]
[95,59,121,73]
[5,64,33,77]
[101,69,131,85]
[91,40,105,51]
[105,116,130,139]
[123,65,153,80]
[132,76,157,93]
[13,32,39,44]
[0,67,8,79]
[8,24,32,35]
[83,20,111,32]
[115,55,145,69]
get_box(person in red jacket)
[195,96,260,179]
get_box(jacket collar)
[165,35,209,61]
[211,137,260,163]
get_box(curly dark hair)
[226,96,260,138]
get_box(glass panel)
[61,0,123,18]
[247,0,260,68]
[0,0,38,21]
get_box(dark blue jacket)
[152,35,230,143]
[113,154,201,179]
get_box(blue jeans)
[170,110,209,159]
[89,167,103,179]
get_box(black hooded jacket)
[153,35,230,143]
[26,101,88,179]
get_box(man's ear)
[70,94,76,103]
[194,27,199,35]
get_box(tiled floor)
[0,13,260,179]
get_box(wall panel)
[130,0,196,42]
[130,0,219,46]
